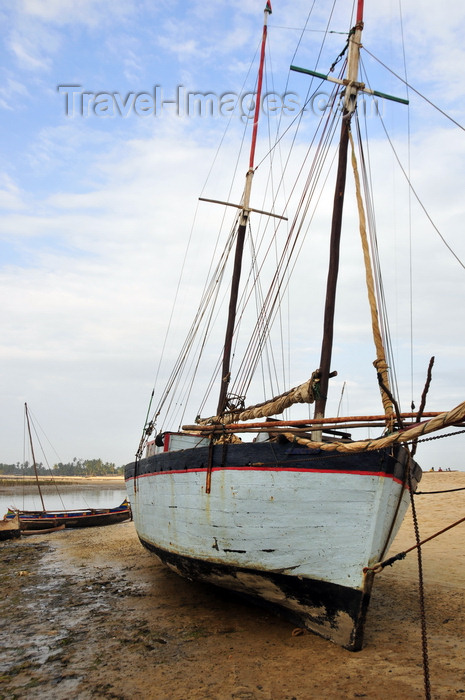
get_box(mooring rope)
[364,499,465,700]
[416,486,465,495]
[363,515,465,575]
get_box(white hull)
[126,442,420,649]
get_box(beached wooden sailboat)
[7,501,131,531]
[5,404,131,532]
[125,2,465,649]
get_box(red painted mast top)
[249,2,272,170]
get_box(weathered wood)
[182,411,443,432]
[9,500,131,530]
[25,403,46,511]
[21,524,65,535]
[315,10,365,420]
[126,438,418,650]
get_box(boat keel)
[140,537,373,651]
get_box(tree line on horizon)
[0,458,124,477]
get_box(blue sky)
[1,0,464,469]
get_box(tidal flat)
[1,472,464,699]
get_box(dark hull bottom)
[140,537,374,651]
[0,529,21,541]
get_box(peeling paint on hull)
[125,441,421,650]
[140,537,373,650]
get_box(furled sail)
[281,400,465,454]
[198,371,320,425]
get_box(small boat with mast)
[125,1,465,649]
[5,404,131,532]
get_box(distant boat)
[0,512,20,541]
[3,403,131,532]
[7,500,131,531]
[125,1,465,650]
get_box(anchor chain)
[408,465,431,700]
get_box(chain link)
[408,461,431,700]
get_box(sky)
[1,0,464,470]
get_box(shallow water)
[0,482,127,515]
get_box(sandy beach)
[0,475,125,486]
[1,471,464,699]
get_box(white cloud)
[5,0,138,75]
[0,1,463,470]
[19,0,134,27]
[8,30,54,72]
[0,173,26,210]
[0,73,29,110]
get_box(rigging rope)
[363,515,465,575]
[417,486,465,494]
[362,46,465,132]
[276,400,465,453]
[229,79,344,405]
[353,104,401,406]
[349,129,393,421]
[376,116,465,272]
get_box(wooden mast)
[314,0,365,421]
[25,402,46,511]
[216,2,272,416]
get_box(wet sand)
[1,471,464,699]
